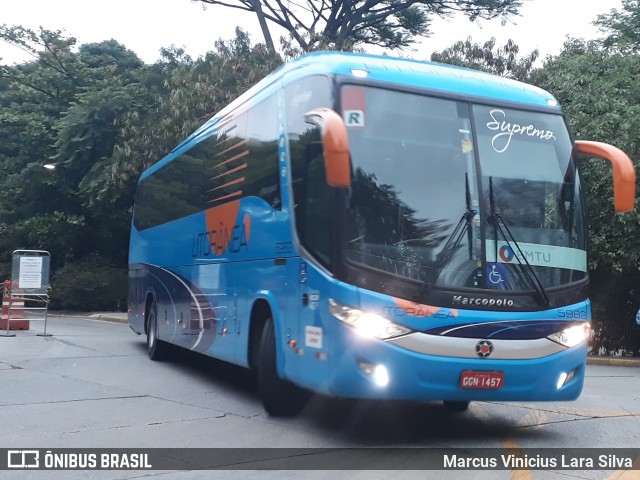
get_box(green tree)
[531,21,640,353]
[111,28,281,192]
[533,39,640,273]
[195,0,522,53]
[431,36,538,81]
[594,0,640,54]
[0,26,282,310]
[0,27,146,304]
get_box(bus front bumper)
[323,332,587,402]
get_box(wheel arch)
[247,293,286,375]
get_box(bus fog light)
[358,362,390,387]
[556,368,577,389]
[556,372,567,389]
[329,299,412,340]
[373,365,389,387]
[547,322,591,348]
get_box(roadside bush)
[50,255,127,311]
[589,269,640,356]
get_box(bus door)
[292,138,334,390]
[296,259,332,390]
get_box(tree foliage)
[110,29,281,199]
[431,36,538,81]
[594,0,640,54]
[50,254,128,311]
[532,45,640,274]
[0,26,280,309]
[528,4,640,353]
[195,0,522,53]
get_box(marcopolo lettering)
[452,296,514,307]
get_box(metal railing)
[1,281,51,337]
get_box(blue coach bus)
[128,52,636,416]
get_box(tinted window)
[244,95,280,209]
[134,94,280,231]
[342,85,478,286]
[286,76,333,264]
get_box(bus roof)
[279,51,559,107]
[141,51,560,180]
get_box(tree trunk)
[251,0,275,54]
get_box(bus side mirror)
[575,140,636,213]
[304,108,351,188]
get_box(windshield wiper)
[437,174,476,267]
[418,175,476,296]
[488,177,550,307]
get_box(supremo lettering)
[192,222,248,257]
[486,109,556,153]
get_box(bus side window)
[285,75,333,266]
[245,95,280,209]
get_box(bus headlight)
[547,322,591,348]
[329,299,412,340]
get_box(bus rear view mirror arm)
[304,108,352,188]
[574,140,636,213]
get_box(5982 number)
[558,309,587,319]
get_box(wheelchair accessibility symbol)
[488,264,505,285]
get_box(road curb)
[87,313,128,323]
[587,356,640,367]
[49,312,128,324]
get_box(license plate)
[460,371,504,389]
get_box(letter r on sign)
[344,110,365,127]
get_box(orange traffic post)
[1,280,30,331]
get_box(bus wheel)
[443,400,470,412]
[146,301,170,361]
[257,318,308,416]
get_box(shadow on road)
[134,341,553,445]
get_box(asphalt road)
[1,315,639,480]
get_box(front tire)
[146,301,170,361]
[257,318,308,416]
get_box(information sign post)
[1,250,52,337]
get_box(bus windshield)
[341,85,586,292]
